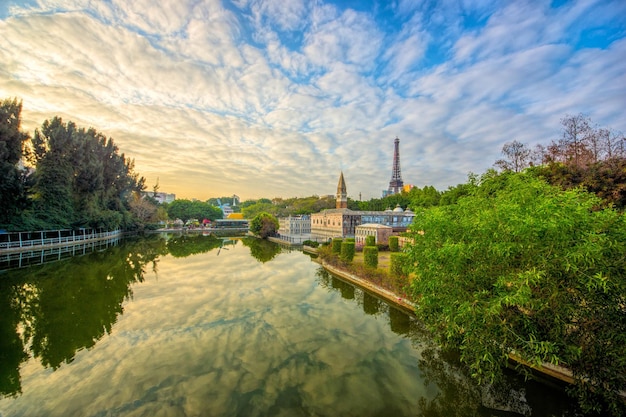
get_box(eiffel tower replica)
[387,137,404,195]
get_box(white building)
[355,223,393,247]
[278,215,311,243]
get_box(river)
[0,233,581,417]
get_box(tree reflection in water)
[314,267,582,417]
[0,233,230,399]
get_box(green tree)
[29,117,145,230]
[0,98,30,226]
[365,235,376,247]
[405,171,626,414]
[166,199,222,225]
[249,212,278,239]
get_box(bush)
[302,240,319,247]
[332,238,343,254]
[405,171,626,412]
[389,252,406,277]
[363,246,378,268]
[365,235,375,247]
[389,235,399,252]
[340,241,355,263]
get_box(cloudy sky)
[1,0,625,201]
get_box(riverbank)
[310,246,584,390]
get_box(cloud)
[0,0,624,200]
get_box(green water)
[0,234,580,417]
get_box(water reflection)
[314,268,582,417]
[0,236,582,417]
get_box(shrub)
[389,235,399,252]
[363,246,378,268]
[365,235,375,247]
[340,241,355,263]
[302,240,319,247]
[389,252,406,277]
[331,238,343,254]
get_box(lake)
[0,234,580,417]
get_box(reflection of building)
[311,172,415,241]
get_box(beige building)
[311,172,415,242]
[355,223,393,247]
[277,215,311,243]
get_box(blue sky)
[1,0,625,200]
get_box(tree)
[0,98,30,226]
[166,199,221,225]
[494,140,531,172]
[249,212,278,239]
[404,171,626,413]
[28,117,145,230]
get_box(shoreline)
[312,252,581,388]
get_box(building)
[355,223,393,246]
[277,215,312,244]
[141,191,176,204]
[311,172,415,241]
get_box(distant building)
[355,223,393,246]
[312,172,415,241]
[141,191,176,204]
[277,215,312,244]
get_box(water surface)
[0,234,579,417]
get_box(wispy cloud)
[0,0,624,200]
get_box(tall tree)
[494,140,531,172]
[0,98,30,225]
[30,117,145,229]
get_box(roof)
[227,213,244,219]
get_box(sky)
[1,0,625,201]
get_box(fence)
[0,229,122,252]
[0,237,121,271]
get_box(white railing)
[0,229,122,251]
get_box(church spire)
[336,171,347,209]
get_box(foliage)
[0,98,30,226]
[494,115,626,210]
[365,235,376,247]
[363,246,378,268]
[389,252,406,277]
[340,241,355,263]
[241,195,335,219]
[389,235,399,252]
[167,199,222,224]
[26,116,145,230]
[241,236,281,263]
[166,234,222,258]
[404,170,626,414]
[331,238,343,254]
[249,212,278,239]
[302,240,319,247]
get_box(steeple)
[388,137,404,195]
[336,171,347,209]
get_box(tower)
[336,171,347,209]
[387,137,404,195]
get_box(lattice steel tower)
[388,137,404,195]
